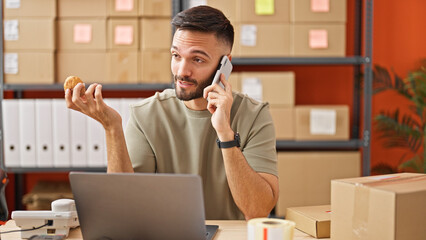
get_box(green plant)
[373,61,426,173]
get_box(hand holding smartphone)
[211,56,233,89]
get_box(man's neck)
[183,97,208,111]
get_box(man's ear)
[227,54,232,61]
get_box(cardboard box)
[57,52,107,83]
[236,0,290,23]
[228,72,241,92]
[140,18,172,50]
[234,23,291,57]
[331,173,426,240]
[58,19,107,51]
[4,51,55,84]
[139,50,172,83]
[290,0,347,23]
[108,18,139,50]
[109,0,138,17]
[58,0,108,18]
[22,181,73,210]
[4,0,56,17]
[240,72,295,107]
[276,151,360,216]
[291,23,346,57]
[295,105,349,141]
[270,107,294,140]
[139,0,172,17]
[106,51,138,83]
[4,18,55,51]
[286,205,331,238]
[205,0,237,23]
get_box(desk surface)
[0,220,329,240]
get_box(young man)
[65,6,278,220]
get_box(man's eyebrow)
[171,45,211,60]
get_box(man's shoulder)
[232,91,269,110]
[131,89,178,109]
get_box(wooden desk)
[1,220,329,240]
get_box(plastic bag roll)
[247,218,295,240]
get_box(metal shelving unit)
[0,0,373,209]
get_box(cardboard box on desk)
[331,173,426,240]
[4,51,55,84]
[139,0,172,17]
[290,0,347,23]
[58,19,107,51]
[286,205,331,238]
[139,50,172,84]
[234,23,291,57]
[140,18,172,50]
[295,105,349,141]
[4,18,55,51]
[236,0,290,23]
[276,151,360,217]
[240,72,295,107]
[108,18,139,50]
[58,0,109,18]
[109,0,138,17]
[291,23,346,57]
[4,0,56,17]
[270,107,295,140]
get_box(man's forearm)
[105,125,134,173]
[222,147,278,220]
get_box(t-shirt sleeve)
[125,108,156,173]
[241,105,278,176]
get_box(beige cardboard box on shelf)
[109,0,138,17]
[58,0,109,18]
[4,51,55,84]
[57,52,107,83]
[291,23,346,57]
[290,0,347,22]
[236,0,290,23]
[57,19,107,51]
[139,50,172,84]
[108,18,139,50]
[240,72,295,107]
[295,105,349,141]
[269,107,295,140]
[139,0,172,17]
[276,151,360,217]
[205,0,237,23]
[331,173,426,240]
[3,0,57,17]
[228,72,241,93]
[4,18,55,51]
[140,18,172,50]
[286,205,331,238]
[107,51,139,83]
[234,23,291,57]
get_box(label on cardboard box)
[241,25,257,46]
[242,78,263,102]
[4,53,19,74]
[309,29,328,49]
[255,0,275,15]
[4,20,19,41]
[5,0,20,8]
[311,0,330,12]
[115,0,134,11]
[74,24,93,44]
[310,109,336,135]
[114,25,134,45]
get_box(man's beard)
[174,72,215,101]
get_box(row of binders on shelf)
[2,98,143,169]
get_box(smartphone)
[211,56,233,89]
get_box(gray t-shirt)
[125,89,277,220]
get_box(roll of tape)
[247,218,295,240]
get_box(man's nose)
[177,59,192,78]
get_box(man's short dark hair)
[172,5,234,50]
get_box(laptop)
[69,172,218,240]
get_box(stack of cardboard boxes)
[3,0,172,84]
[3,0,57,84]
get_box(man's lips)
[177,80,196,88]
